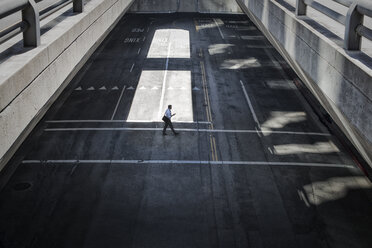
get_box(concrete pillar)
[344,3,363,50]
[21,0,40,47]
[296,0,307,16]
[73,0,84,13]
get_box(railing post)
[296,0,307,16]
[344,2,363,50]
[22,0,40,47]
[73,0,84,13]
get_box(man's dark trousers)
[163,117,177,134]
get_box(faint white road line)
[213,18,225,39]
[111,85,126,120]
[240,80,260,128]
[130,63,135,72]
[158,39,172,118]
[22,159,353,168]
[137,48,141,54]
[45,120,212,124]
[44,127,330,136]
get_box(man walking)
[162,105,179,135]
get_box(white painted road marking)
[21,159,354,168]
[45,120,212,124]
[132,28,144,32]
[240,80,260,128]
[137,48,141,54]
[130,63,135,72]
[124,38,140,43]
[157,40,172,118]
[111,85,126,120]
[43,127,331,136]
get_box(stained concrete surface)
[0,13,372,248]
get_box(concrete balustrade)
[0,0,135,170]
[236,0,372,171]
[295,0,372,51]
[0,0,85,47]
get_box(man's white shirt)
[165,109,172,119]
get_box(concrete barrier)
[236,0,372,170]
[198,0,242,13]
[0,0,135,171]
[129,0,178,13]
[129,0,242,13]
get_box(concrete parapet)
[129,0,242,13]
[0,0,134,170]
[236,0,372,169]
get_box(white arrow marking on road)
[193,87,200,91]
[151,86,159,90]
[127,86,135,90]
[167,87,174,90]
[87,87,95,91]
[99,86,107,90]
[112,86,119,90]
[139,86,146,90]
[74,86,82,91]
[180,87,186,90]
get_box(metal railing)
[296,0,372,50]
[0,0,84,47]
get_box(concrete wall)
[198,0,242,13]
[235,0,372,169]
[129,0,179,12]
[129,0,242,13]
[0,0,135,171]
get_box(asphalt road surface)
[0,13,371,248]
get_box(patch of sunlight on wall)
[147,29,190,58]
[303,176,372,206]
[261,111,307,132]
[208,44,235,55]
[127,29,193,123]
[284,13,296,56]
[273,141,340,155]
